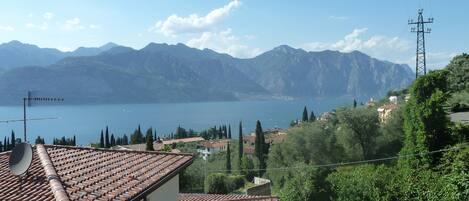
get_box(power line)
[206,143,469,173]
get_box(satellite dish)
[9,143,33,176]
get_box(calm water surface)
[0,99,350,145]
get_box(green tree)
[446,53,469,92]
[110,134,115,147]
[105,126,110,148]
[254,120,268,176]
[146,128,154,151]
[302,106,309,122]
[280,167,332,201]
[131,125,144,144]
[400,70,452,168]
[228,125,232,139]
[309,110,316,122]
[205,173,229,194]
[11,130,15,148]
[35,136,45,144]
[100,130,104,148]
[353,99,357,108]
[238,121,243,169]
[3,137,6,151]
[336,107,380,160]
[240,156,255,181]
[226,142,232,173]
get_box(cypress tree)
[6,137,10,150]
[238,121,243,168]
[218,126,223,139]
[309,110,316,122]
[353,99,357,108]
[302,106,309,122]
[3,137,6,151]
[0,141,2,152]
[123,134,129,145]
[11,130,15,148]
[146,128,154,151]
[254,120,267,176]
[228,125,232,139]
[73,135,76,146]
[100,130,105,148]
[226,142,231,173]
[110,134,115,147]
[105,126,110,148]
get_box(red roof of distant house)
[0,144,194,201]
[179,193,279,201]
[200,139,230,149]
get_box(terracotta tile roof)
[179,193,279,201]
[0,149,55,201]
[0,144,194,201]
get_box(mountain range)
[0,41,414,105]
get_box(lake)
[0,98,351,145]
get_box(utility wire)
[206,143,469,173]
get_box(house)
[179,194,278,201]
[389,96,398,104]
[197,139,230,160]
[377,103,398,123]
[0,144,194,201]
[118,137,205,151]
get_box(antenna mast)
[408,9,433,78]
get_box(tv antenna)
[22,91,64,142]
[408,9,433,78]
[8,142,33,176]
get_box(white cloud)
[62,18,86,30]
[0,25,15,32]
[303,28,411,53]
[43,12,54,20]
[149,0,242,36]
[329,15,348,20]
[25,22,48,30]
[89,24,101,29]
[187,29,262,58]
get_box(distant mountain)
[0,41,413,105]
[0,41,125,70]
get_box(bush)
[205,173,246,194]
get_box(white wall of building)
[146,174,179,201]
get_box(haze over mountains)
[0,41,413,105]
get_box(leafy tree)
[400,70,452,168]
[11,130,15,148]
[446,53,469,92]
[238,121,243,169]
[205,173,229,194]
[146,128,154,151]
[255,120,268,176]
[105,126,110,148]
[110,134,115,147]
[375,107,404,158]
[309,110,316,122]
[336,107,380,160]
[280,167,332,201]
[240,156,255,181]
[100,130,104,148]
[226,142,231,173]
[302,106,309,122]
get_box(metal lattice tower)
[408,9,433,78]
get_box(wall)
[146,174,179,201]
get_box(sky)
[0,0,468,70]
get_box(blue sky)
[0,0,467,69]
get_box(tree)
[110,134,115,147]
[353,99,357,108]
[11,130,15,148]
[6,137,9,151]
[238,121,244,169]
[228,125,232,139]
[302,106,309,122]
[131,125,144,144]
[4,137,7,151]
[35,136,45,144]
[105,126,110,148]
[240,156,255,181]
[100,130,104,148]
[123,134,129,145]
[226,142,232,173]
[146,128,154,151]
[337,107,380,160]
[255,120,268,176]
[309,110,316,122]
[280,167,332,201]
[400,70,452,168]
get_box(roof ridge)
[43,144,195,156]
[36,144,70,201]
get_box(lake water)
[0,99,350,145]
